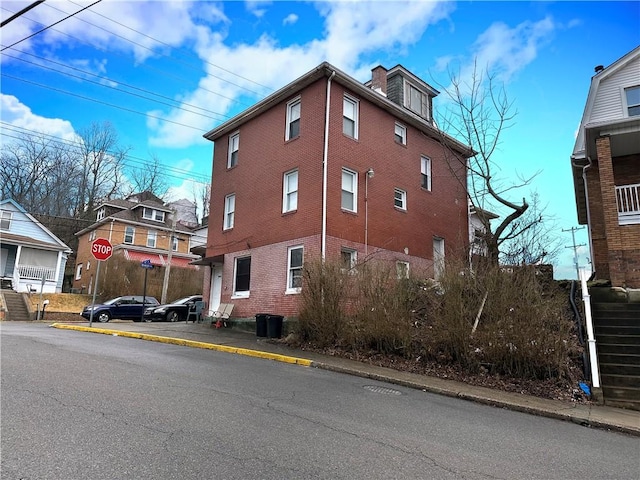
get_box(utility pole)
[161,211,177,304]
[563,226,585,280]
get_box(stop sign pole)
[88,238,113,327]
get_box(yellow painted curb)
[50,323,312,366]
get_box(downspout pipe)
[321,71,336,261]
[582,157,594,277]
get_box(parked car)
[143,295,203,322]
[81,296,160,323]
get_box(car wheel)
[97,312,110,323]
[144,315,153,323]
[167,311,179,322]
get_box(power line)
[1,0,101,51]
[0,0,45,27]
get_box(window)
[286,97,301,140]
[404,81,428,118]
[172,235,178,251]
[341,168,358,212]
[343,95,359,139]
[395,123,406,145]
[147,230,157,248]
[96,208,105,220]
[394,188,407,210]
[0,210,12,230]
[341,248,357,271]
[89,230,97,241]
[283,170,298,213]
[421,156,432,191]
[287,246,304,292]
[228,132,239,168]
[224,194,235,230]
[86,260,91,271]
[233,256,251,297]
[625,86,640,117]
[75,264,82,280]
[396,261,409,279]
[433,237,445,279]
[124,226,134,244]
[142,208,165,222]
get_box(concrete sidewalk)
[50,320,640,437]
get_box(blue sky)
[1,0,639,279]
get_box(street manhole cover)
[363,385,402,395]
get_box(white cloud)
[246,1,271,18]
[0,94,76,142]
[282,13,298,26]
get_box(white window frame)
[623,85,640,117]
[233,256,251,298]
[343,95,359,140]
[172,235,179,251]
[96,208,105,220]
[224,193,235,230]
[394,188,407,210]
[286,97,301,140]
[404,80,429,119]
[142,208,165,223]
[341,168,358,213]
[89,230,97,242]
[394,123,406,145]
[282,169,299,213]
[147,230,157,248]
[124,226,134,244]
[421,156,432,191]
[341,248,357,272]
[228,132,239,168]
[286,246,304,293]
[75,263,82,280]
[86,260,91,271]
[396,261,410,279]
[1,210,12,230]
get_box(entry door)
[209,265,223,313]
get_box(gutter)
[321,70,336,260]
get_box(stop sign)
[91,238,113,261]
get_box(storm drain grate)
[363,385,402,395]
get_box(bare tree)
[191,182,210,224]
[71,121,129,218]
[434,62,535,264]
[126,153,170,199]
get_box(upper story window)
[96,207,105,220]
[224,193,235,230]
[624,86,640,117]
[89,230,97,241]
[0,210,12,230]
[286,97,301,140]
[233,256,251,297]
[404,80,429,119]
[421,156,432,191]
[124,226,135,244]
[341,168,358,213]
[287,246,304,293]
[147,230,157,248]
[394,123,406,145]
[283,169,298,213]
[172,235,179,251]
[394,188,407,210]
[343,95,359,139]
[228,132,239,168]
[143,208,165,222]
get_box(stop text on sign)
[91,238,113,261]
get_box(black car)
[81,296,160,323]
[143,295,203,322]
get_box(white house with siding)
[0,199,72,293]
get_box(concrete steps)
[592,302,640,411]
[2,291,32,321]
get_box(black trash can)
[255,313,269,337]
[266,315,284,339]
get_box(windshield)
[172,296,196,305]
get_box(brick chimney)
[371,65,388,95]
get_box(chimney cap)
[594,65,604,73]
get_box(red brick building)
[571,46,640,288]
[200,63,472,319]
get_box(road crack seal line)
[50,323,312,367]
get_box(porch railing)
[616,183,640,221]
[17,265,56,281]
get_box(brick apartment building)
[571,46,640,288]
[199,62,473,319]
[73,192,199,294]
